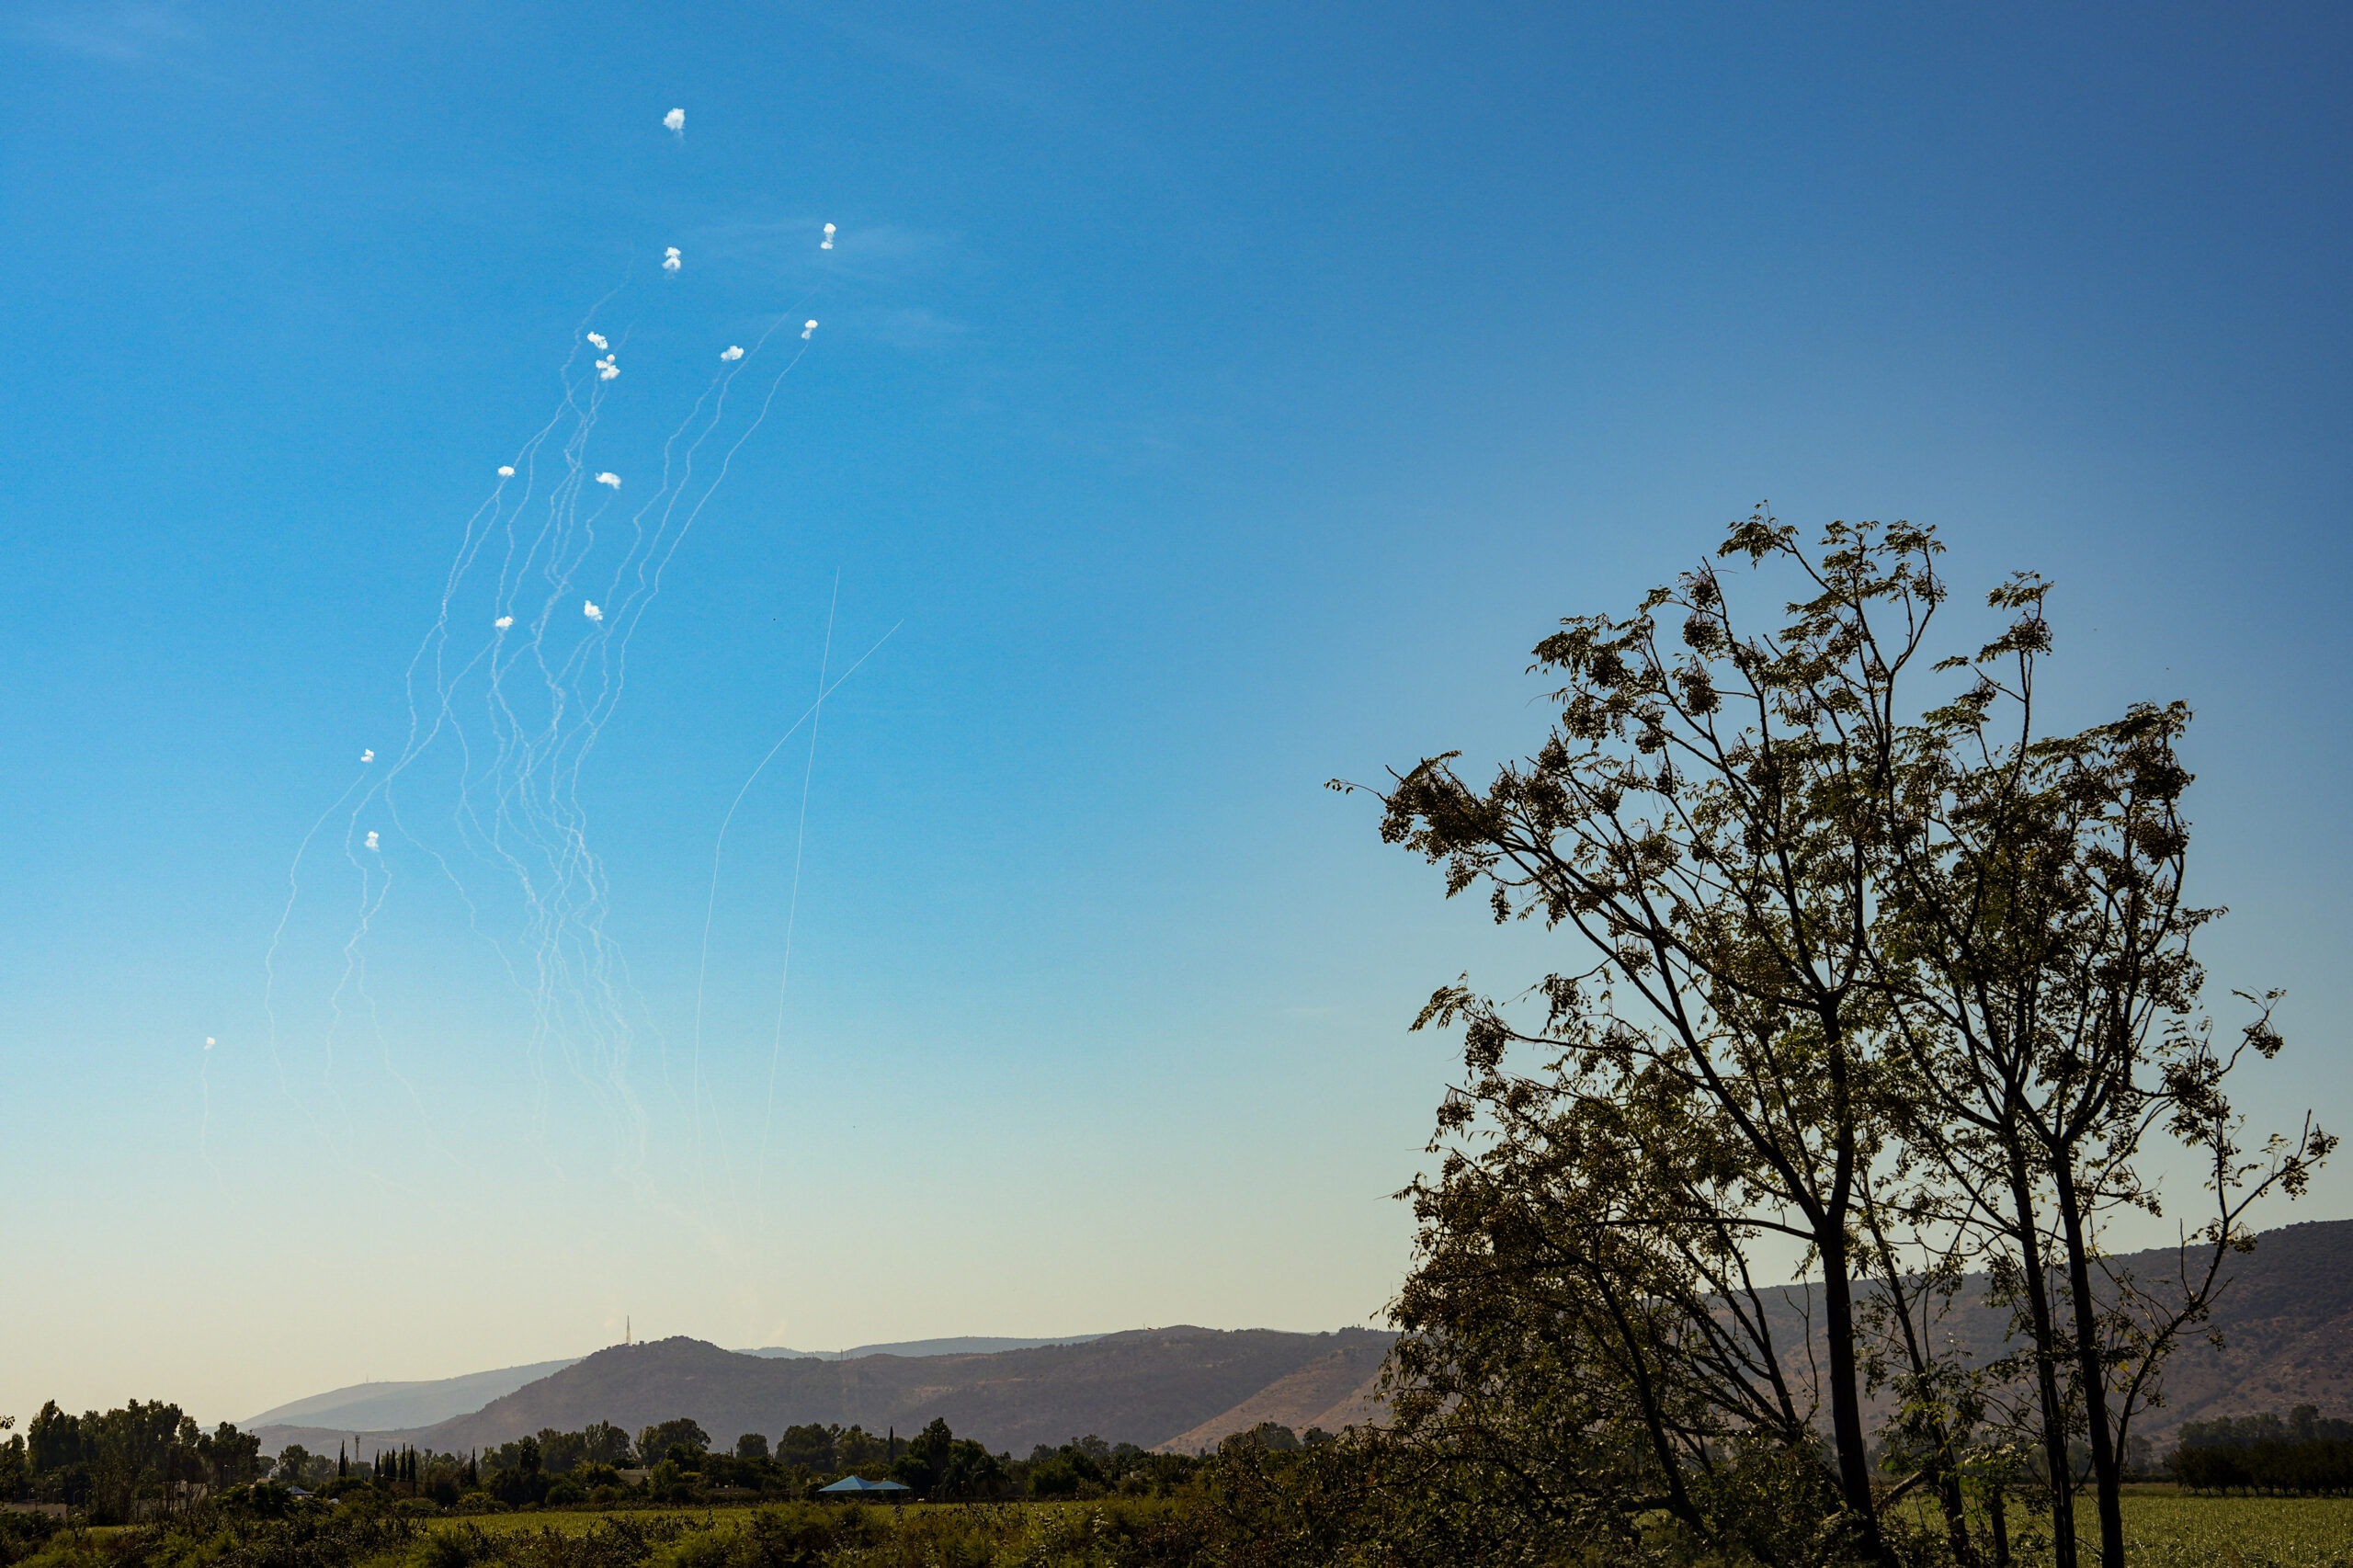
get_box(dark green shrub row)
[2169,1438,2353,1495]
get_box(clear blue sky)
[4,1,2348,1422]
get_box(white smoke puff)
[663,246,681,274]
[600,364,620,381]
[497,465,515,477]
[494,615,514,630]
[584,600,604,621]
[361,748,374,763]
[587,333,608,350]
[721,346,743,361]
[822,222,835,250]
[596,472,620,487]
[801,320,818,339]
[663,108,684,136]
[365,830,381,850]
[204,1037,215,1049]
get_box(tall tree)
[1359,512,2327,1567]
[1361,513,1971,1563]
[1865,570,2333,1568]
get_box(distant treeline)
[2170,1406,2353,1495]
[0,1402,262,1522]
[2,1397,1328,1522]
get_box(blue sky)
[3,1,2348,1421]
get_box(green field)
[2061,1492,2353,1568]
[424,1492,2353,1566]
[31,1491,2353,1567]
[1879,1488,2353,1568]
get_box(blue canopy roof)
[817,1476,911,1494]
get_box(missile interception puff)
[596,472,620,488]
[821,222,835,250]
[584,600,604,622]
[497,465,515,477]
[361,749,375,763]
[205,1037,214,1049]
[587,333,608,350]
[494,615,514,630]
[801,320,818,340]
[663,246,681,274]
[663,108,684,136]
[597,354,619,381]
[721,346,744,361]
[365,830,381,851]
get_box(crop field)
[2063,1493,2353,1568]
[32,1492,2353,1568]
[426,1493,2353,1565]
[1881,1489,2353,1568]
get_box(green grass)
[436,1510,761,1539]
[1884,1488,2353,1568]
[20,1490,2353,1567]
[2077,1493,2353,1568]
[457,1495,2353,1564]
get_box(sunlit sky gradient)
[3,2,2348,1424]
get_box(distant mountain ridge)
[247,1338,1105,1434]
[737,1335,1106,1362]
[244,1360,582,1433]
[254,1327,1396,1460]
[243,1220,2353,1462]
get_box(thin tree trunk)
[2006,1160,2078,1568]
[2053,1163,2125,1568]
[1818,1239,1893,1565]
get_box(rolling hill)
[255,1326,1398,1460]
[244,1360,583,1434]
[246,1219,2353,1463]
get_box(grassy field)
[431,1492,2353,1564]
[1881,1488,2353,1568]
[2066,1492,2353,1568]
[34,1491,2353,1566]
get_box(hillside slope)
[245,1221,2350,1463]
[243,1360,582,1433]
[260,1327,1397,1459]
[736,1335,1105,1361]
[1736,1219,2353,1445]
[1152,1340,1389,1453]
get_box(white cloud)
[497,464,515,477]
[721,346,744,361]
[663,108,685,135]
[822,222,835,250]
[663,246,681,274]
[583,600,604,621]
[494,615,514,630]
[595,472,620,488]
